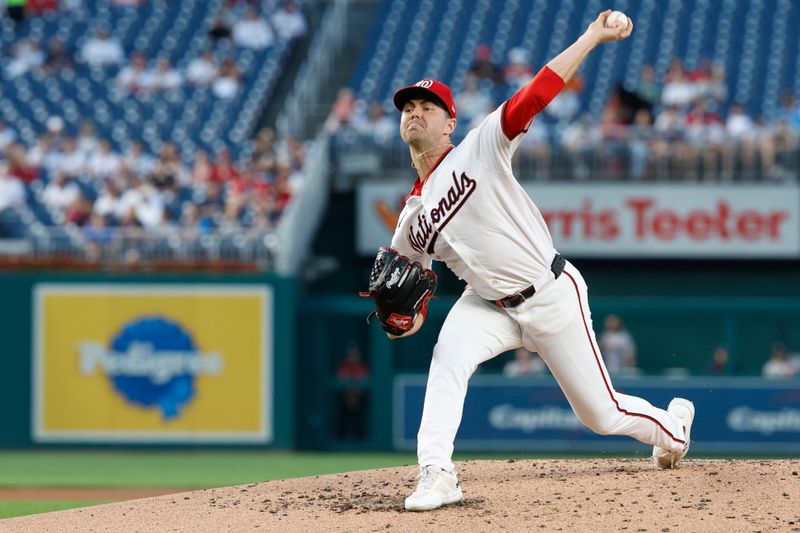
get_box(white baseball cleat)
[653,397,695,469]
[404,465,463,511]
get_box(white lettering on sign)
[488,404,584,433]
[726,406,800,435]
[79,341,224,384]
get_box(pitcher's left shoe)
[404,465,463,511]
[653,397,695,469]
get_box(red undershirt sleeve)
[500,65,566,140]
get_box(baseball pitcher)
[361,11,695,512]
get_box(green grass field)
[0,451,419,488]
[0,500,105,519]
[0,451,421,519]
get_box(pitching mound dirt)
[1,459,798,532]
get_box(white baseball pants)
[417,261,688,470]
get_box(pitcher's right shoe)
[652,397,695,469]
[404,465,463,511]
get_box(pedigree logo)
[79,316,223,420]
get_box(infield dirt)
[1,458,798,532]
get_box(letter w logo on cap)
[415,79,434,88]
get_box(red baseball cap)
[393,79,457,119]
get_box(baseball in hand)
[605,10,628,29]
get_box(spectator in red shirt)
[66,195,92,226]
[209,148,241,183]
[685,98,725,180]
[336,343,370,440]
[270,163,293,214]
[26,0,58,13]
[224,169,262,223]
[5,144,38,184]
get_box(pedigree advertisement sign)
[357,182,800,258]
[33,284,272,443]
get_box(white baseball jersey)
[390,106,559,301]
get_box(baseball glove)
[359,247,437,336]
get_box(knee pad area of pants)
[431,342,486,377]
[575,404,625,436]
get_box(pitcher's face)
[399,98,455,147]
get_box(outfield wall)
[1,273,799,454]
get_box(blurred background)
[0,0,798,461]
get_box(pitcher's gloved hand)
[359,247,437,336]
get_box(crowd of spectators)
[0,119,305,259]
[586,58,798,182]
[494,313,799,379]
[708,341,800,378]
[111,50,247,100]
[0,1,310,263]
[329,44,800,182]
[207,0,307,48]
[8,1,307,101]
